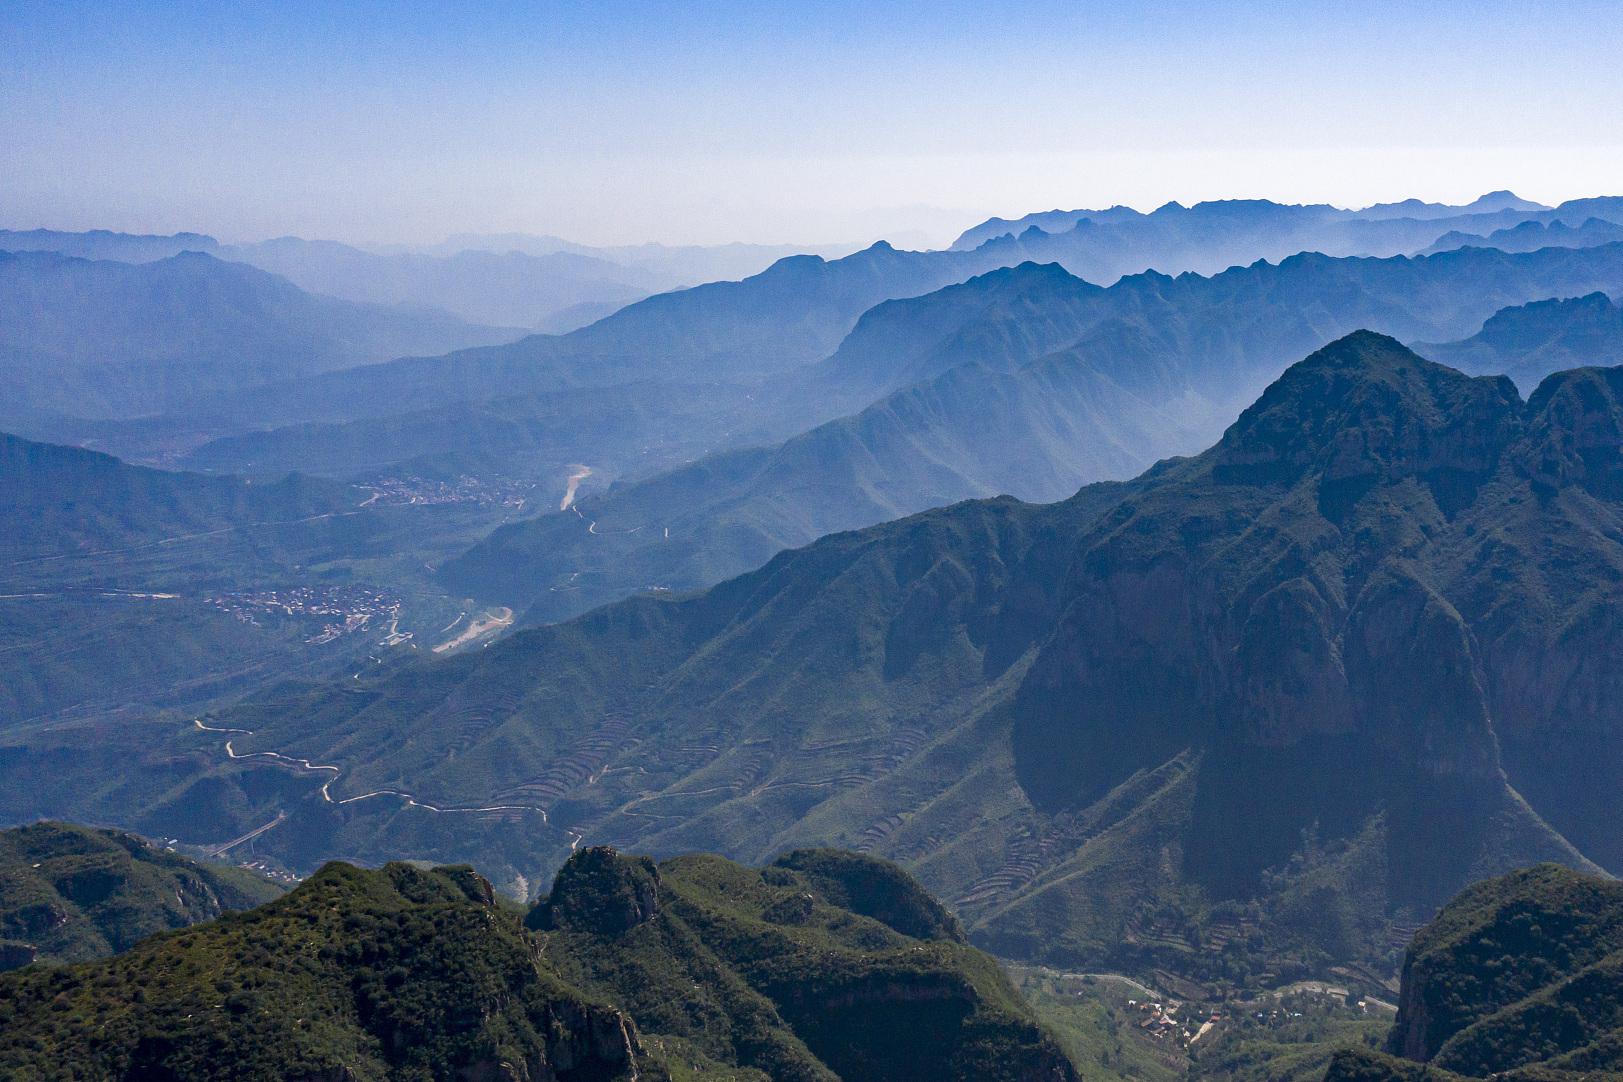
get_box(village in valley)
[359,474,538,509]
[203,584,404,645]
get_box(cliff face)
[1009,334,1620,913]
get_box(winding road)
[194,717,556,821]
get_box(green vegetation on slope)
[1322,1048,1473,1082]
[1191,995,1386,1082]
[530,846,1078,1082]
[1382,864,1623,1079]
[0,429,536,726]
[0,861,643,1081]
[0,821,280,971]
[0,846,1080,1082]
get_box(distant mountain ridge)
[440,245,1623,621]
[3,227,868,333]
[0,227,220,262]
[1419,292,1623,391]
[1422,216,1623,256]
[186,241,1623,489]
[220,236,663,331]
[950,191,1553,251]
[0,248,520,422]
[435,230,864,284]
[25,196,1623,478]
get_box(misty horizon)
[5,185,1612,255]
[8,1,1623,248]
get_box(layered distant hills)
[947,193,1623,283]
[1418,292,1623,391]
[443,246,1623,622]
[14,194,1622,481]
[949,190,1553,251]
[0,845,1078,1082]
[0,248,520,423]
[0,227,863,333]
[18,334,1619,993]
[1422,216,1623,257]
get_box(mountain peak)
[1214,331,1522,484]
[528,845,660,936]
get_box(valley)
[6,44,1623,1072]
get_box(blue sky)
[4,0,1621,246]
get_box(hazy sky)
[5,0,1622,247]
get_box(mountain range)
[441,246,1623,622]
[18,194,1622,479]
[949,191,1553,251]
[2,227,866,334]
[1422,216,1623,257]
[16,334,1618,994]
[182,239,1623,500]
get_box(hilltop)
[1324,864,1623,1080]
[0,846,1079,1081]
